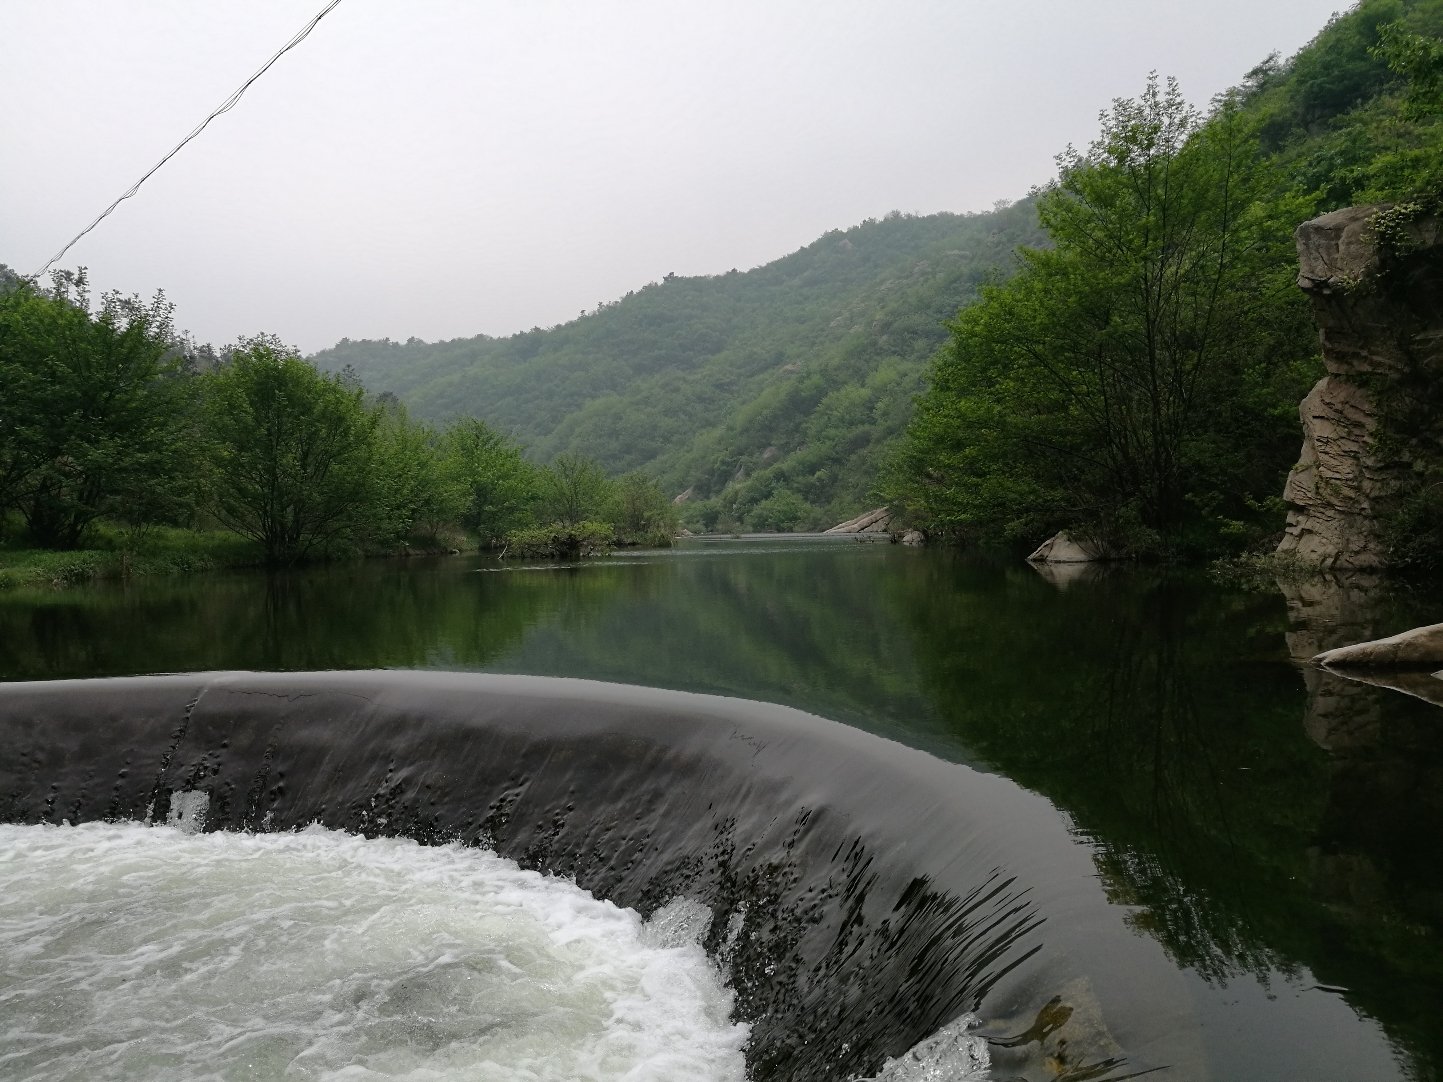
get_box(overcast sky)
[4,1,1346,353]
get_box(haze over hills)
[313,202,1043,529]
[314,0,1443,537]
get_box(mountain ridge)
[312,202,1044,529]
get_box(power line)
[33,0,346,280]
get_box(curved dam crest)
[0,670,1201,1080]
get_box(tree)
[203,336,382,565]
[747,488,810,532]
[536,453,613,526]
[369,401,449,545]
[1365,19,1443,201]
[890,76,1316,554]
[0,270,199,548]
[607,472,678,544]
[439,418,538,542]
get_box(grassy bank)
[0,526,264,591]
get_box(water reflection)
[1,545,1441,1079]
[898,563,1443,1080]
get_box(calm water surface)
[3,539,1441,1081]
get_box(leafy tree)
[1376,19,1443,114]
[748,489,812,532]
[440,418,538,542]
[607,472,679,544]
[369,402,449,545]
[1365,18,1443,200]
[890,77,1316,554]
[202,336,382,565]
[0,270,199,548]
[536,453,613,526]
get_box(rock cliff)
[1277,205,1443,569]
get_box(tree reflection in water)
[1,545,1441,1076]
[896,558,1443,1076]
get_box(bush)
[503,521,613,559]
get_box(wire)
[33,0,346,280]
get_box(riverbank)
[0,522,669,591]
[0,527,264,590]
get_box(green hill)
[312,204,1043,530]
[316,0,1442,536]
[884,0,1443,557]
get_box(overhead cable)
[33,0,346,280]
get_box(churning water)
[0,822,752,1082]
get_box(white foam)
[857,1013,991,1081]
[0,821,748,1081]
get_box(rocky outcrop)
[1026,531,1108,563]
[1277,206,1443,569]
[824,507,892,534]
[1315,622,1443,669]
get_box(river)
[1,538,1440,1081]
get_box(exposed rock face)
[1277,206,1443,569]
[824,507,892,534]
[1027,531,1108,563]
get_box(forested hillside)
[885,0,1443,559]
[313,205,1043,530]
[317,0,1440,541]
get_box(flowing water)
[0,822,747,1082]
[1,539,1441,1081]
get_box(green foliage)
[1374,18,1443,119]
[607,472,679,546]
[746,489,814,532]
[1373,258,1443,572]
[306,0,1438,542]
[369,401,449,545]
[0,270,201,549]
[439,418,539,543]
[0,526,260,590]
[314,207,1045,531]
[536,453,614,527]
[504,520,612,559]
[202,336,385,566]
[10,3,1437,560]
[1248,0,1443,208]
[890,78,1317,556]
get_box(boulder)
[898,529,926,546]
[1026,531,1107,563]
[1314,622,1443,669]
[824,507,892,534]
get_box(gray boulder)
[1314,622,1443,669]
[824,507,892,534]
[1027,531,1107,563]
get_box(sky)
[4,0,1348,354]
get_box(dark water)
[2,539,1442,1081]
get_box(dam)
[2,669,1197,1081]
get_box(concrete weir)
[0,671,1201,1080]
